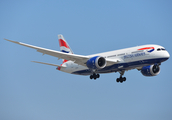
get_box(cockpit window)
[157,48,166,51]
[157,48,161,51]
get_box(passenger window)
[117,53,125,56]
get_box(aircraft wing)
[4,39,120,67]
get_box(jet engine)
[141,65,160,76]
[86,56,106,70]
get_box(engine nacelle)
[86,56,106,70]
[141,65,160,76]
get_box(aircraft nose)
[163,51,170,60]
[166,51,170,59]
[160,51,170,62]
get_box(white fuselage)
[59,44,170,75]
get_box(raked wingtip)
[3,38,20,44]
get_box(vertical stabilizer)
[58,34,73,64]
[58,34,73,54]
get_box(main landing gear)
[116,71,126,83]
[90,73,100,80]
[89,71,127,83]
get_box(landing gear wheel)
[116,77,126,83]
[96,74,100,78]
[120,79,123,83]
[90,73,100,80]
[116,78,120,82]
[123,77,126,81]
[90,75,93,79]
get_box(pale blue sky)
[1,0,172,120]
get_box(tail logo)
[59,38,73,54]
[59,39,70,48]
[58,35,73,70]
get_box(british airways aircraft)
[4,35,170,83]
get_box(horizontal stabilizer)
[31,61,66,68]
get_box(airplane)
[4,35,170,83]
